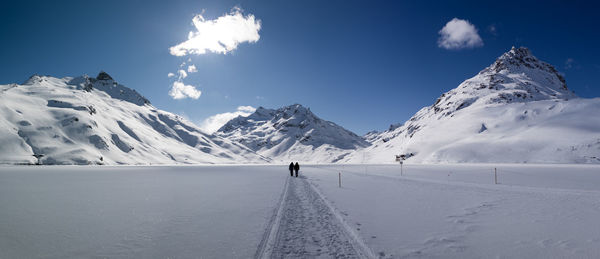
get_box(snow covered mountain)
[346,47,600,164]
[0,72,268,165]
[2,47,597,165]
[215,104,370,163]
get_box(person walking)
[288,162,294,177]
[294,162,300,177]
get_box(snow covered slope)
[215,104,369,163]
[348,47,600,164]
[0,72,268,165]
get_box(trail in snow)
[305,164,600,258]
[257,175,375,258]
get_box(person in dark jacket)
[288,162,294,177]
[294,162,300,177]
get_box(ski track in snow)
[257,175,375,259]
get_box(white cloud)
[199,106,256,133]
[488,24,498,36]
[178,69,188,79]
[169,81,202,99]
[438,18,483,50]
[565,58,575,69]
[167,72,175,78]
[187,65,197,73]
[169,7,261,56]
[236,105,255,113]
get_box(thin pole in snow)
[400,161,403,176]
[339,172,342,188]
[494,167,497,184]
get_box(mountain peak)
[96,71,113,81]
[280,103,312,117]
[23,74,42,85]
[488,47,566,87]
[493,46,536,68]
[427,47,576,117]
[65,72,150,106]
[216,104,369,162]
[508,46,532,57]
[355,47,597,165]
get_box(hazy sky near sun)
[1,0,599,134]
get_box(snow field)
[2,164,600,258]
[304,164,600,258]
[0,165,286,258]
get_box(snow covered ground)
[2,164,600,258]
[305,164,600,258]
[0,165,286,258]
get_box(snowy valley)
[3,164,600,258]
[0,47,598,165]
[1,48,599,258]
[4,1,600,258]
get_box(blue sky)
[1,0,599,134]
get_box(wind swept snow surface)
[2,164,600,258]
[303,164,600,258]
[0,165,286,259]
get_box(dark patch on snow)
[163,152,176,161]
[117,121,141,142]
[217,152,233,159]
[62,136,74,144]
[456,99,476,111]
[331,152,350,163]
[18,120,31,126]
[140,114,180,140]
[156,113,201,147]
[60,117,79,127]
[17,130,57,157]
[111,134,133,153]
[89,135,109,150]
[47,100,89,112]
[397,152,416,160]
[478,124,488,133]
